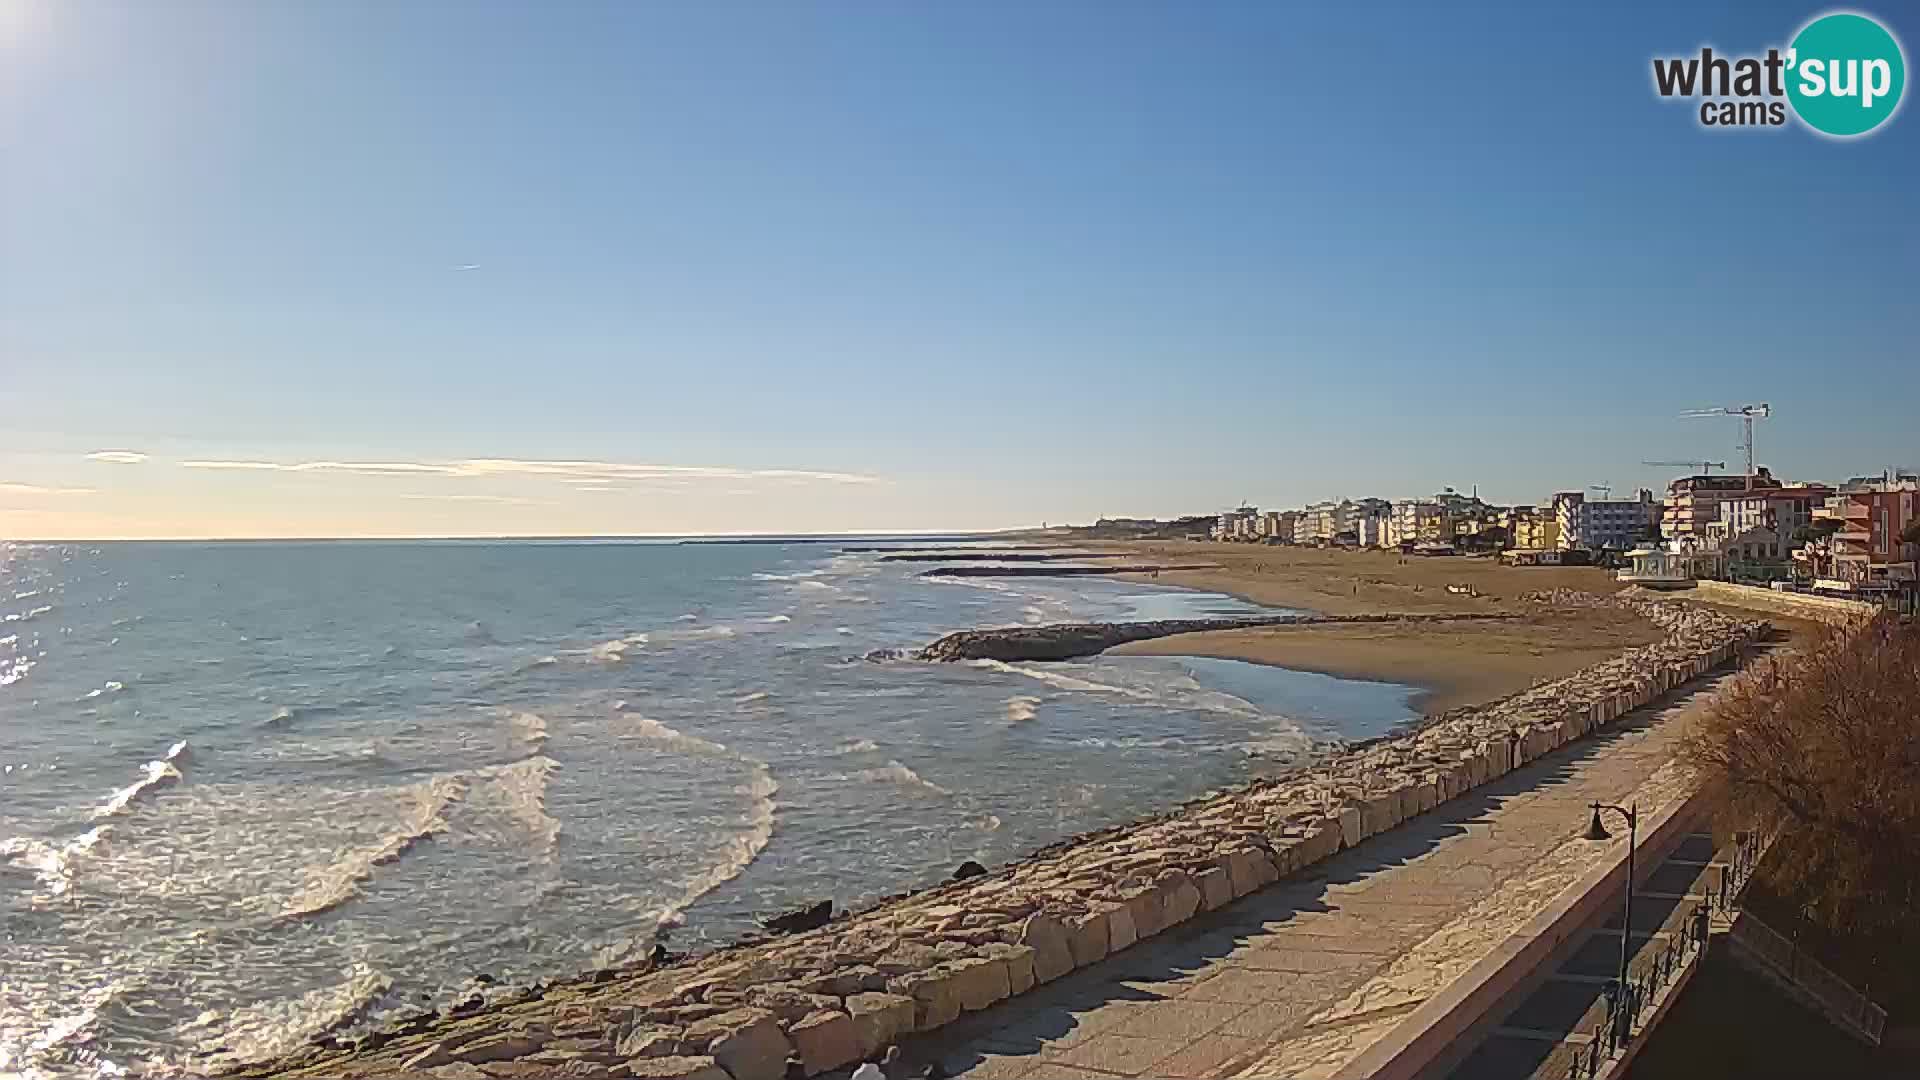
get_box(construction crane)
[1589,483,1613,499]
[1643,459,1727,474]
[1680,403,1771,480]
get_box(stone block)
[944,955,1012,1012]
[685,1008,791,1080]
[1359,793,1397,838]
[1194,866,1233,911]
[453,1033,544,1064]
[1225,847,1276,897]
[1018,914,1073,983]
[1338,806,1363,848]
[618,1026,687,1059]
[1107,902,1139,952]
[1161,873,1202,926]
[842,992,915,1058]
[984,942,1036,995]
[875,943,939,975]
[788,1010,860,1076]
[884,968,962,1032]
[1299,819,1341,865]
[1121,884,1166,940]
[1065,909,1110,968]
[1395,783,1422,822]
[623,1056,731,1080]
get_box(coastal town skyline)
[4,0,1916,539]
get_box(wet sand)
[1094,541,1666,712]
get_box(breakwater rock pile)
[912,612,1516,663]
[919,564,1217,579]
[248,598,1765,1080]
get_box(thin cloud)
[86,450,149,465]
[455,264,480,272]
[398,494,549,506]
[0,482,96,496]
[178,457,883,486]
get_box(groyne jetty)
[920,564,1215,579]
[912,612,1514,663]
[238,595,1765,1080]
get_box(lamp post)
[1584,802,1639,1031]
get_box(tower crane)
[1679,404,1771,482]
[1643,459,1727,474]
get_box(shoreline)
[1085,543,1666,714]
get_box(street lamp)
[1584,802,1640,1028]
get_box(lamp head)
[1584,807,1612,842]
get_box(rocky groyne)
[876,552,1126,563]
[243,596,1766,1080]
[911,612,1516,663]
[919,564,1215,579]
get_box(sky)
[1,0,1915,539]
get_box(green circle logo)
[1786,12,1906,137]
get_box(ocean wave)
[736,690,772,705]
[81,679,126,700]
[1,824,110,900]
[0,632,17,646]
[752,570,828,582]
[192,963,392,1070]
[3,603,54,623]
[13,589,39,600]
[93,741,190,819]
[264,705,297,728]
[1,654,33,687]
[587,633,648,662]
[625,715,732,757]
[277,774,468,920]
[1004,695,1040,723]
[472,756,561,855]
[977,814,1002,832]
[654,765,777,930]
[969,659,1155,699]
[836,738,880,754]
[761,614,792,624]
[508,710,549,752]
[854,760,950,797]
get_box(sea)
[0,539,1418,1076]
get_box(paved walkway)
[904,678,1728,1080]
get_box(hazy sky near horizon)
[3,0,1916,538]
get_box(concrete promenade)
[902,679,1728,1080]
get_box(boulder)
[1106,903,1139,952]
[617,1027,686,1059]
[788,1010,861,1075]
[951,860,988,881]
[843,992,915,1058]
[760,900,833,936]
[453,1033,544,1065]
[1016,915,1074,983]
[1338,807,1363,848]
[684,1008,792,1080]
[943,955,1012,1012]
[1194,867,1233,911]
[1065,911,1110,968]
[622,1056,732,1080]
[984,942,1037,995]
[885,968,963,1031]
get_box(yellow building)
[1511,513,1561,552]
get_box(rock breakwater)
[242,596,1766,1080]
[912,612,1516,663]
[920,564,1216,579]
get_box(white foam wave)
[625,715,731,757]
[277,774,468,920]
[736,690,772,705]
[265,705,297,727]
[836,738,880,754]
[978,814,1002,832]
[92,741,189,819]
[1,633,17,646]
[80,679,125,700]
[192,963,392,1069]
[473,756,561,855]
[3,603,54,623]
[13,589,38,599]
[761,614,792,623]
[654,765,778,930]
[855,761,951,797]
[1,825,110,900]
[587,633,648,662]
[970,659,1154,699]
[752,570,827,581]
[1005,695,1040,723]
[508,710,549,751]
[1,654,33,687]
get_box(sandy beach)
[1089,541,1667,712]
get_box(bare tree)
[1682,616,1920,936]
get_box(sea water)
[0,540,1416,1074]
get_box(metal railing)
[1725,913,1888,1045]
[1564,896,1712,1079]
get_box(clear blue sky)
[2,0,1914,537]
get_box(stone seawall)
[245,598,1766,1080]
[1689,580,1880,625]
[912,612,1516,663]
